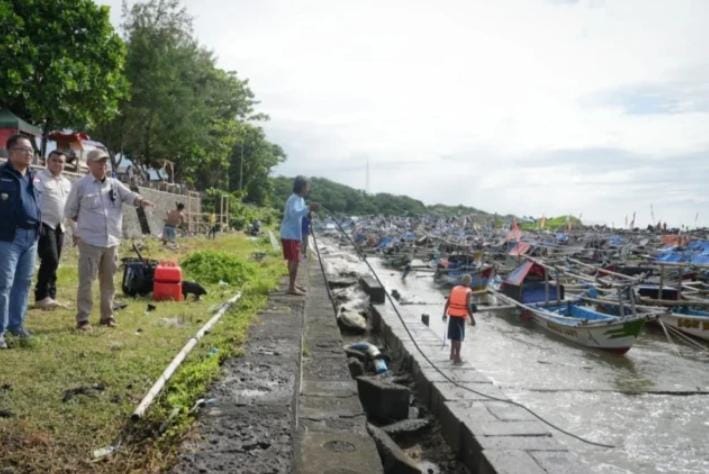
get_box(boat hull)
[494,292,649,353]
[528,309,647,353]
[659,311,709,341]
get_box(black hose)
[316,210,616,449]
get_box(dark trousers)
[35,223,64,301]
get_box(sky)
[101,0,709,227]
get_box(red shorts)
[281,239,300,261]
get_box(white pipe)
[132,292,242,420]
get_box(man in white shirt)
[64,149,153,330]
[34,150,72,309]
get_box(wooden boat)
[495,293,653,354]
[659,307,709,341]
[434,254,495,289]
[494,258,657,353]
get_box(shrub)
[181,251,256,285]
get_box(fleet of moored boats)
[319,215,709,354]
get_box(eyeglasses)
[10,147,34,154]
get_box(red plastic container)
[153,261,184,301]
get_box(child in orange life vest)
[443,274,475,365]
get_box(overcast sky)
[102,0,709,227]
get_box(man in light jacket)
[64,149,153,330]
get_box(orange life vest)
[447,285,471,317]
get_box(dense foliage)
[271,176,492,218]
[519,215,583,231]
[0,0,127,142]
[181,250,256,284]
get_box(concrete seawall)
[369,302,589,474]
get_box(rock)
[338,309,367,334]
[380,418,430,437]
[347,357,365,378]
[359,276,386,304]
[357,376,410,422]
[328,278,357,289]
[366,423,421,474]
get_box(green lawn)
[0,233,285,473]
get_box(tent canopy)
[0,109,42,136]
[504,260,547,286]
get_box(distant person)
[0,135,41,348]
[34,150,72,309]
[162,202,185,245]
[280,176,319,295]
[248,219,261,236]
[442,274,475,365]
[301,211,311,259]
[208,212,218,239]
[64,149,153,330]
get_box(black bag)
[121,258,157,296]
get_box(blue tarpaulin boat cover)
[655,239,709,264]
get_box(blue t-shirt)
[280,193,309,240]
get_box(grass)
[0,232,285,473]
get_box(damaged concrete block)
[367,423,422,474]
[360,276,386,304]
[348,357,365,378]
[357,376,410,422]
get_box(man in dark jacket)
[0,134,41,348]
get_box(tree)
[93,0,257,187]
[228,123,285,206]
[0,0,127,152]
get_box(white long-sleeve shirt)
[64,175,140,247]
[35,169,72,231]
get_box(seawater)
[317,238,709,474]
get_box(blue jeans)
[0,228,38,336]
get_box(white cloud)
[101,0,709,226]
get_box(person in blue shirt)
[279,176,319,295]
[0,134,41,348]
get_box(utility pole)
[365,158,370,194]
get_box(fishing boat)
[659,307,709,341]
[494,259,655,353]
[525,300,652,354]
[434,253,495,289]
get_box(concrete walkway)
[173,257,382,473]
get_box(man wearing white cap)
[64,149,153,330]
